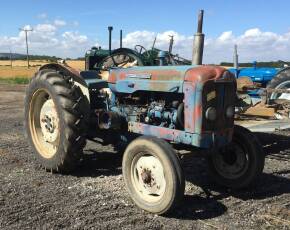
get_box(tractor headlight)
[205,107,217,121]
[226,106,234,118]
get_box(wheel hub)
[133,155,166,197]
[141,169,152,184]
[214,144,249,179]
[40,99,59,143]
[222,149,238,165]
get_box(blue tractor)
[228,45,290,103]
[229,61,278,88]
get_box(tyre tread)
[25,69,89,173]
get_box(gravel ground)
[0,84,289,229]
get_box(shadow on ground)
[68,131,290,220]
[255,131,290,159]
[182,154,290,200]
[72,149,122,177]
[168,195,228,220]
[181,131,290,211]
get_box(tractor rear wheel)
[207,125,265,189]
[122,136,185,215]
[267,68,290,101]
[24,69,90,173]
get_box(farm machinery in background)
[228,45,290,119]
[229,45,279,89]
[85,26,191,73]
[84,24,290,120]
[24,10,266,215]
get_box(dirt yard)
[0,84,289,229]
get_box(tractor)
[24,11,265,214]
[229,45,290,118]
[229,45,290,101]
[85,26,191,72]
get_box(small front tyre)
[122,136,185,215]
[207,125,265,189]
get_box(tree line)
[220,60,290,68]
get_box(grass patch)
[0,77,30,84]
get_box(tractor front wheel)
[207,125,265,189]
[122,136,185,215]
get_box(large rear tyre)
[122,136,185,215]
[24,69,90,173]
[207,125,265,189]
[267,68,290,101]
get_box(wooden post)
[19,28,33,68]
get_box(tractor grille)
[202,79,235,131]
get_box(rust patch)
[108,67,186,83]
[184,65,226,83]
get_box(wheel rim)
[29,89,60,159]
[131,154,166,203]
[270,80,290,100]
[213,141,249,180]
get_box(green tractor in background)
[85,26,191,73]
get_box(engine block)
[88,65,236,149]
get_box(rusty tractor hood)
[108,65,228,93]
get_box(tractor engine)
[146,100,181,128]
[92,65,236,149]
[103,92,184,129]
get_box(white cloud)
[59,32,89,57]
[37,13,47,19]
[121,28,290,63]
[0,22,92,58]
[203,28,290,63]
[54,19,67,27]
[61,31,88,48]
[34,24,56,33]
[2,24,290,62]
[121,30,192,58]
[218,31,233,42]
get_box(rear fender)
[39,63,91,102]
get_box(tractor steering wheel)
[134,45,147,54]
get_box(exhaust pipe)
[108,26,113,54]
[192,10,205,65]
[120,30,123,48]
[233,44,239,69]
[233,44,239,77]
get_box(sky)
[1,0,290,63]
